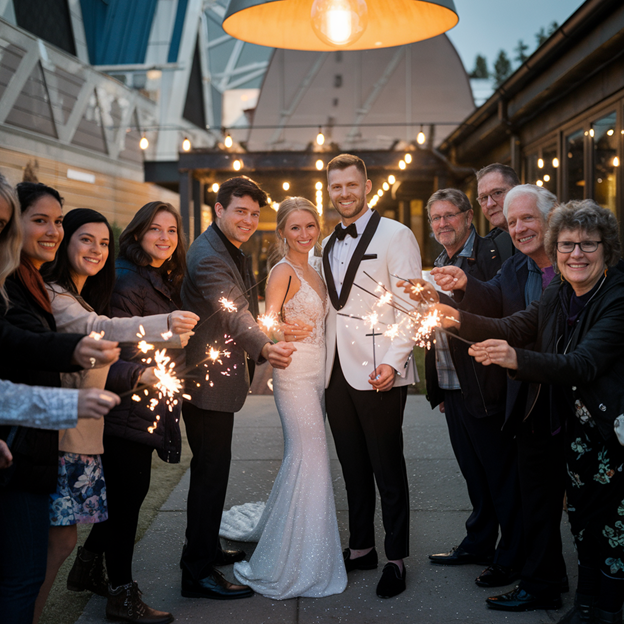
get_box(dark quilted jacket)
[104,258,184,463]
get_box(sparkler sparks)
[219,297,237,313]
[88,330,105,340]
[161,330,173,341]
[137,340,155,353]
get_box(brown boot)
[66,546,109,597]
[106,582,174,624]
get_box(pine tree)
[514,39,529,65]
[535,27,547,47]
[547,21,559,36]
[469,54,489,79]
[493,50,512,86]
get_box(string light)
[404,153,412,164]
[233,159,242,171]
[316,159,324,170]
[614,157,620,167]
[388,174,396,184]
[398,160,406,170]
[536,180,544,187]
[377,189,383,196]
[315,181,323,190]
[552,158,559,168]
[316,127,325,145]
[382,182,389,191]
[537,158,544,168]
[211,183,219,193]
[139,134,149,150]
[182,137,191,151]
[543,174,550,182]
[283,182,290,191]
[224,133,233,148]
[417,125,426,145]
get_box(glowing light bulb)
[536,180,543,187]
[382,182,389,191]
[404,153,412,164]
[283,182,290,191]
[233,159,242,171]
[388,175,396,184]
[417,130,426,145]
[614,157,620,167]
[224,134,233,148]
[377,189,383,197]
[607,129,614,136]
[182,137,191,152]
[211,183,219,193]
[552,158,559,168]
[316,159,324,170]
[315,181,323,190]
[537,158,544,168]
[311,0,368,47]
[398,160,406,170]
[543,174,550,182]
[316,129,325,145]
[139,135,149,150]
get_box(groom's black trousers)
[181,402,234,580]
[326,354,410,560]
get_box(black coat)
[425,231,508,417]
[0,275,82,493]
[104,258,184,462]
[460,269,624,441]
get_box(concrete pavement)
[77,395,576,623]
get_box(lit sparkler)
[219,297,237,313]
[137,340,155,353]
[88,330,105,340]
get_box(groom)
[323,154,422,598]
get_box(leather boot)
[106,581,174,624]
[595,607,623,624]
[557,593,598,624]
[66,546,109,597]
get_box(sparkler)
[219,297,237,313]
[363,312,380,376]
[88,330,105,340]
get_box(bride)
[220,197,347,599]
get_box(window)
[565,128,585,200]
[592,112,617,213]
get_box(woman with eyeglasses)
[402,200,624,624]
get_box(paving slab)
[77,395,577,624]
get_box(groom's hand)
[262,341,296,369]
[368,364,396,392]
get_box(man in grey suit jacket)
[180,176,294,600]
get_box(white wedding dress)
[219,258,347,600]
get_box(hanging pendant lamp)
[222,0,458,51]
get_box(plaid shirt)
[433,227,476,390]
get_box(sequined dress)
[220,258,347,599]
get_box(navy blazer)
[425,233,507,418]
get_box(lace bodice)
[277,258,327,347]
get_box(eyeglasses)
[430,211,465,224]
[556,240,602,253]
[476,188,509,206]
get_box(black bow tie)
[335,223,358,241]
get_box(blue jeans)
[0,489,50,624]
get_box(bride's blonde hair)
[0,175,22,306]
[273,196,321,261]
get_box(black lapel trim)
[323,230,340,309]
[324,210,382,311]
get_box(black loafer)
[376,563,406,599]
[343,548,378,573]
[181,568,254,600]
[486,586,562,611]
[213,549,246,566]
[475,564,520,588]
[429,546,493,566]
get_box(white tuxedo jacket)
[322,211,422,391]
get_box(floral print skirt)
[566,403,624,577]
[49,452,107,526]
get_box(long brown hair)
[118,202,187,292]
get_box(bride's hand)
[282,320,314,342]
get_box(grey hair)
[503,184,558,220]
[476,163,520,187]
[426,188,472,217]
[545,200,621,268]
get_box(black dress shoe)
[486,586,562,611]
[181,568,254,600]
[213,549,246,566]
[429,546,493,566]
[475,564,520,588]
[376,563,406,598]
[343,548,378,573]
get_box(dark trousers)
[443,390,523,569]
[180,403,234,580]
[84,436,153,588]
[0,489,49,624]
[326,354,409,561]
[517,412,567,594]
